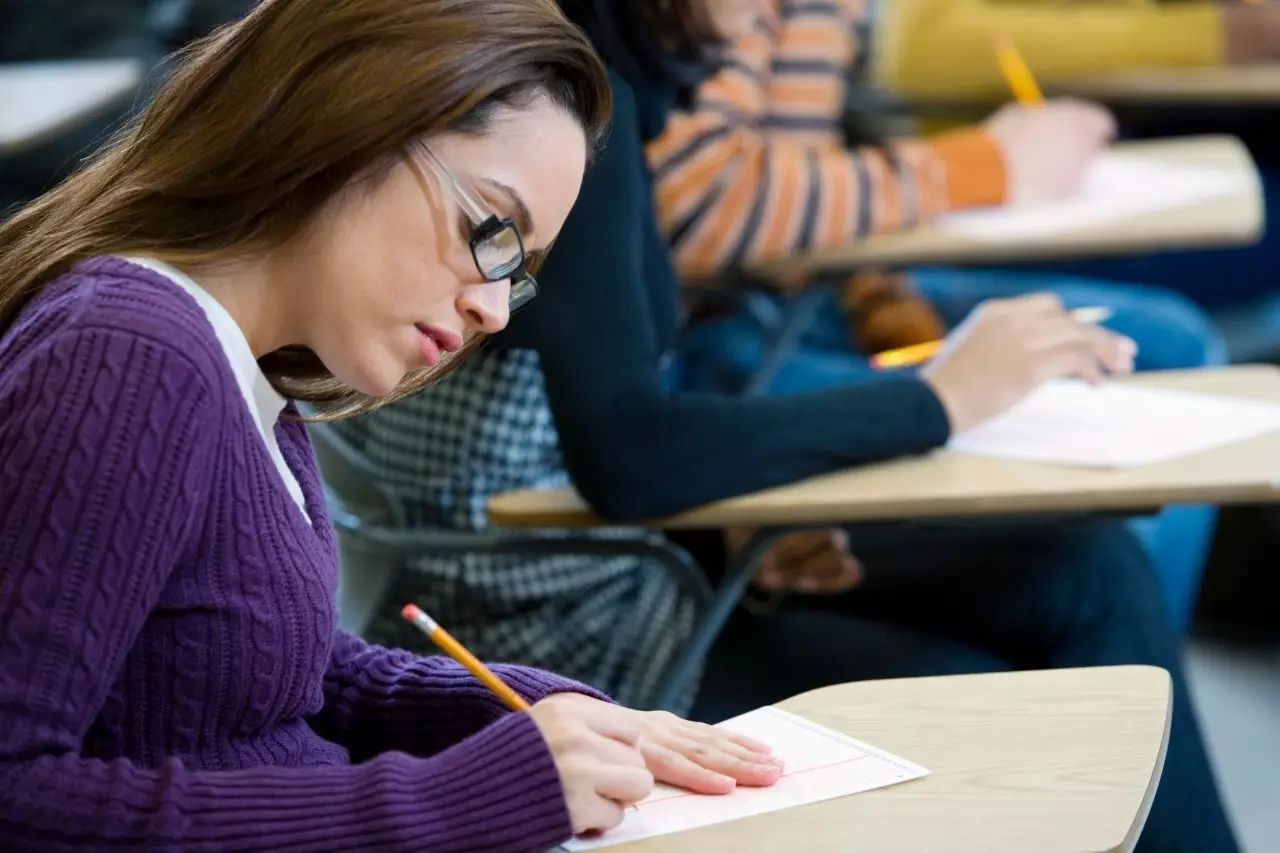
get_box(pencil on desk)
[993,36,1044,106]
[401,603,531,712]
[871,306,1113,370]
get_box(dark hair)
[0,0,611,418]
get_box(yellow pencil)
[871,307,1113,370]
[993,36,1044,106]
[401,603,531,712]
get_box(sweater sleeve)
[0,328,572,852]
[876,0,1223,100]
[647,0,1005,279]
[499,74,952,523]
[313,629,610,761]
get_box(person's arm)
[876,0,1225,100]
[499,75,951,522]
[312,629,609,761]
[0,327,572,851]
[648,2,1004,278]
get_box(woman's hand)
[921,293,1136,433]
[985,98,1116,205]
[729,528,864,595]
[630,706,784,794]
[530,694,783,834]
[529,694,653,835]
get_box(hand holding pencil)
[400,604,782,837]
[984,36,1115,206]
[915,293,1137,434]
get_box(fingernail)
[1120,337,1138,356]
[796,578,821,592]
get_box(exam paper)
[948,380,1280,468]
[934,153,1250,242]
[560,706,928,850]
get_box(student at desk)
[0,1,782,848]
[336,1,1237,850]
[647,0,1226,632]
[877,0,1280,103]
[876,0,1280,314]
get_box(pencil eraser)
[401,603,422,622]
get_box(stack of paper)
[934,153,1251,242]
[561,706,928,850]
[947,380,1280,467]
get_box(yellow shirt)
[876,0,1224,99]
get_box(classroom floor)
[1186,636,1280,853]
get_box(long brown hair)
[0,0,610,418]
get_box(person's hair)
[0,0,610,419]
[639,0,721,48]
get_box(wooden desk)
[899,65,1280,108]
[490,366,1280,710]
[491,365,1280,531]
[750,136,1261,278]
[1052,65,1280,106]
[613,666,1171,853]
[0,60,144,157]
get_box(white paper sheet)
[947,380,1280,468]
[933,153,1250,242]
[560,706,928,850]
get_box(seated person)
[0,2,777,848]
[647,0,1227,630]
[332,1,1238,850]
[876,0,1280,314]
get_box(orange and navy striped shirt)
[647,0,1008,280]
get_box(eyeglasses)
[413,141,538,313]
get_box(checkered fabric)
[331,348,698,710]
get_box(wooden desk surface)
[1051,65,1280,105]
[0,60,144,156]
[489,365,1280,530]
[610,666,1170,853]
[895,65,1280,108]
[752,136,1261,278]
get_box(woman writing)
[0,1,781,849]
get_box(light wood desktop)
[896,65,1280,108]
[1051,65,1280,105]
[609,666,1171,853]
[490,365,1280,531]
[750,136,1261,278]
[0,60,144,157]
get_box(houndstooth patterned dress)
[331,348,697,710]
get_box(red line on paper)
[638,754,874,809]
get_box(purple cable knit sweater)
[0,257,598,851]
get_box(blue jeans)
[680,270,1228,632]
[694,519,1238,853]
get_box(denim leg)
[816,519,1238,853]
[912,268,1226,631]
[679,291,877,396]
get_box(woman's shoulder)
[1,256,229,394]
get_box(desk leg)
[650,528,790,712]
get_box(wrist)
[927,127,1008,210]
[918,367,968,435]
